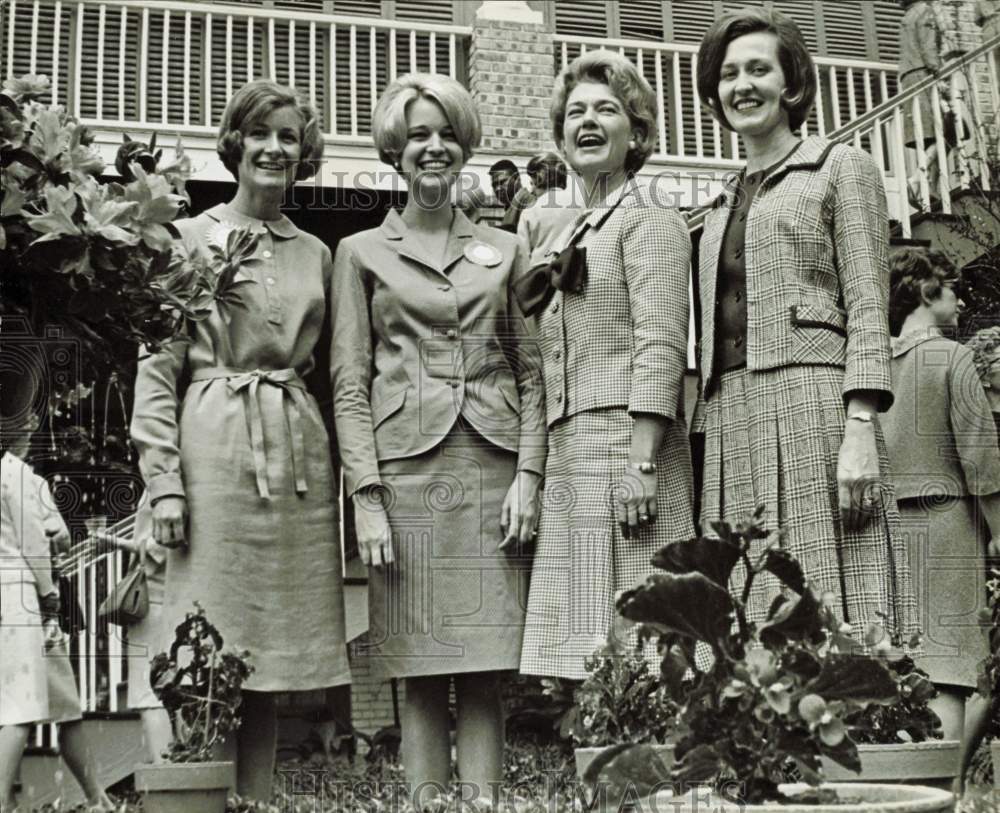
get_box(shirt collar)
[379,207,478,274]
[205,202,300,239]
[379,206,476,241]
[892,325,946,358]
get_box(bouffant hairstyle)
[550,50,658,177]
[888,247,960,336]
[217,80,324,182]
[527,151,567,191]
[696,7,817,133]
[967,327,1000,383]
[372,73,481,169]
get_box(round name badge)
[464,241,503,267]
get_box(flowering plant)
[150,604,254,763]
[0,73,254,376]
[593,507,910,805]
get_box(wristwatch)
[629,461,657,474]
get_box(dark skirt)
[363,419,525,679]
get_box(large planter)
[134,761,234,813]
[644,782,953,812]
[820,740,959,788]
[574,744,675,782]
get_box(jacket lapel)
[379,208,473,277]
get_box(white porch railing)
[1,0,472,142]
[554,33,901,167]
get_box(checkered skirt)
[700,366,918,644]
[520,408,695,679]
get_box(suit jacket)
[697,137,893,410]
[331,207,546,497]
[539,179,690,425]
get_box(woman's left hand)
[500,471,542,551]
[838,419,881,532]
[616,467,658,540]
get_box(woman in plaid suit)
[517,50,695,680]
[693,9,917,645]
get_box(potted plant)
[585,506,953,812]
[571,634,678,781]
[134,604,253,813]
[821,649,955,787]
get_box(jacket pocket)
[790,304,847,337]
[371,388,407,429]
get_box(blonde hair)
[372,73,481,168]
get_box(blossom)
[0,106,25,150]
[3,74,51,101]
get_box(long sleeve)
[505,240,547,476]
[623,202,691,420]
[831,146,894,411]
[950,345,1000,496]
[330,238,381,498]
[131,339,189,502]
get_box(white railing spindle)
[349,25,357,137]
[118,6,127,120]
[268,17,276,81]
[160,9,170,124]
[890,105,911,237]
[691,53,703,158]
[139,7,148,121]
[828,65,842,130]
[52,1,61,105]
[225,15,233,102]
[309,21,317,110]
[409,28,416,74]
[288,19,295,86]
[183,11,191,125]
[654,50,666,157]
[429,30,436,74]
[73,1,83,117]
[929,83,951,213]
[671,50,683,157]
[204,13,212,127]
[29,0,40,74]
[847,68,861,150]
[449,32,455,78]
[5,0,16,81]
[369,26,377,118]
[329,22,337,136]
[96,4,106,120]
[389,27,397,81]
[912,95,930,208]
[247,16,253,82]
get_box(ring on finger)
[639,514,650,523]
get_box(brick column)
[469,1,557,157]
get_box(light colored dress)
[0,452,52,726]
[131,202,350,692]
[882,328,1000,687]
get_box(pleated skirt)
[700,366,918,645]
[363,419,526,679]
[520,408,695,680]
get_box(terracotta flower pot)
[820,740,960,788]
[643,782,953,812]
[134,761,234,813]
[574,743,675,782]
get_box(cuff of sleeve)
[516,456,546,477]
[147,472,186,503]
[346,469,384,500]
[627,400,678,421]
[842,386,894,413]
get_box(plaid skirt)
[520,408,695,680]
[700,366,918,645]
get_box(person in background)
[969,325,1000,437]
[516,151,581,272]
[489,158,535,232]
[517,50,695,681]
[331,73,545,807]
[693,7,917,648]
[131,79,350,802]
[883,247,1000,744]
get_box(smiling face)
[237,105,304,190]
[717,31,791,141]
[399,95,465,207]
[561,80,633,183]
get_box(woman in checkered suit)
[517,50,696,680]
[693,8,917,646]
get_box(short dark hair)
[551,49,658,176]
[217,80,323,182]
[888,247,960,335]
[488,159,518,176]
[527,151,567,190]
[696,7,817,133]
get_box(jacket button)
[734,248,743,259]
[262,250,273,259]
[446,328,458,339]
[556,393,563,401]
[439,285,450,292]
[551,303,559,313]
[734,336,743,347]
[450,380,460,388]
[554,350,561,360]
[734,291,742,302]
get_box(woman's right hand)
[151,496,188,548]
[353,487,394,567]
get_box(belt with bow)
[190,367,311,499]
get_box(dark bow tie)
[513,244,588,317]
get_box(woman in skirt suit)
[131,80,350,802]
[693,8,917,644]
[516,50,696,681]
[883,248,1000,739]
[331,74,545,803]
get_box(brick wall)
[469,6,558,157]
[349,634,405,735]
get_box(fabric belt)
[190,367,310,499]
